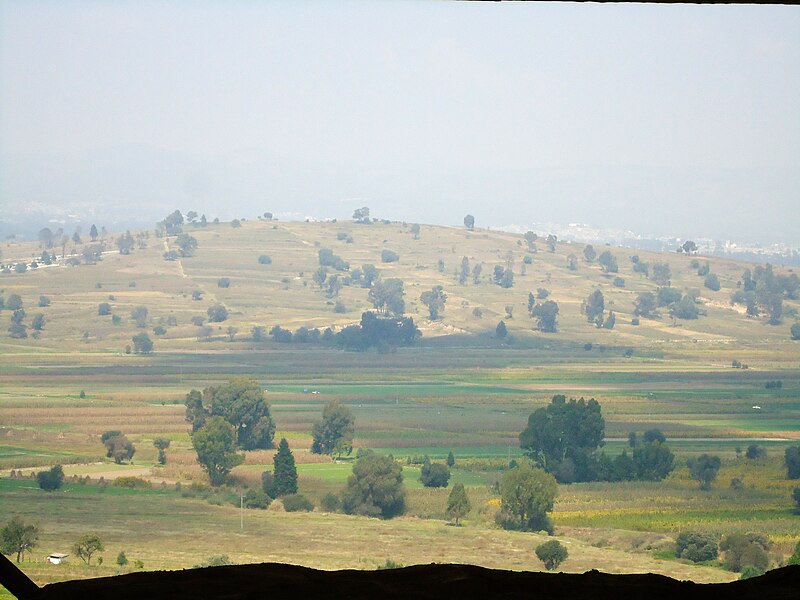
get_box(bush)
[341,450,406,519]
[281,493,314,512]
[320,492,341,512]
[720,532,770,573]
[217,277,231,288]
[535,540,568,570]
[243,488,271,509]
[613,277,625,288]
[420,462,450,488]
[114,476,152,489]
[791,322,800,340]
[675,531,718,562]
[258,255,272,265]
[37,465,65,491]
[98,303,112,316]
[381,249,399,263]
[745,445,767,459]
[704,272,721,291]
[334,301,347,313]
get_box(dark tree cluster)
[311,400,355,457]
[420,458,450,488]
[101,431,136,464]
[184,377,276,451]
[319,248,349,271]
[731,264,798,325]
[520,397,675,484]
[341,450,406,519]
[335,311,420,351]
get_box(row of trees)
[519,395,676,484]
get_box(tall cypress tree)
[273,438,298,496]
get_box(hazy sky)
[2,2,799,243]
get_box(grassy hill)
[1,218,798,359]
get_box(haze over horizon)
[1,2,798,244]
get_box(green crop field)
[1,219,799,595]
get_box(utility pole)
[240,489,244,530]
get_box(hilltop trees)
[368,279,405,315]
[519,395,604,483]
[463,214,475,230]
[532,300,559,333]
[341,450,406,519]
[132,332,153,354]
[598,250,618,273]
[420,286,447,320]
[191,417,243,486]
[582,290,605,325]
[311,400,355,457]
[353,207,370,224]
[336,311,419,351]
[497,459,557,533]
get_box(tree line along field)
[1,217,799,594]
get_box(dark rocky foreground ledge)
[20,563,800,600]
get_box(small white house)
[47,553,69,564]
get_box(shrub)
[420,462,450,488]
[282,493,314,512]
[720,532,770,573]
[613,277,625,288]
[98,303,112,316]
[745,445,766,459]
[258,255,272,265]
[243,488,271,509]
[381,249,399,263]
[114,476,152,489]
[217,277,231,288]
[36,465,65,491]
[320,492,341,512]
[334,301,347,313]
[675,531,718,562]
[535,540,568,570]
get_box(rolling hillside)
[1,218,797,359]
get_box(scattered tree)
[704,273,721,291]
[420,286,447,320]
[519,395,604,483]
[207,304,229,322]
[341,450,406,519]
[598,250,618,273]
[191,416,244,486]
[381,249,399,263]
[36,465,64,491]
[1,516,39,563]
[420,460,450,488]
[497,459,557,533]
[496,320,508,340]
[583,245,596,262]
[463,214,475,230]
[153,437,170,465]
[311,400,355,458]
[273,438,298,496]
[73,534,104,565]
[532,300,559,333]
[103,433,136,464]
[688,454,721,490]
[785,446,800,479]
[719,533,770,573]
[132,332,153,354]
[446,483,471,526]
[583,290,605,324]
[535,540,568,570]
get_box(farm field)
[1,219,799,595]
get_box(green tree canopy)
[36,465,64,491]
[311,400,355,457]
[688,454,721,490]
[185,377,275,450]
[73,533,104,564]
[420,461,450,488]
[519,395,605,482]
[498,459,557,532]
[535,540,568,570]
[420,286,447,320]
[446,482,471,526]
[273,438,298,496]
[191,416,243,486]
[341,450,406,519]
[1,516,39,563]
